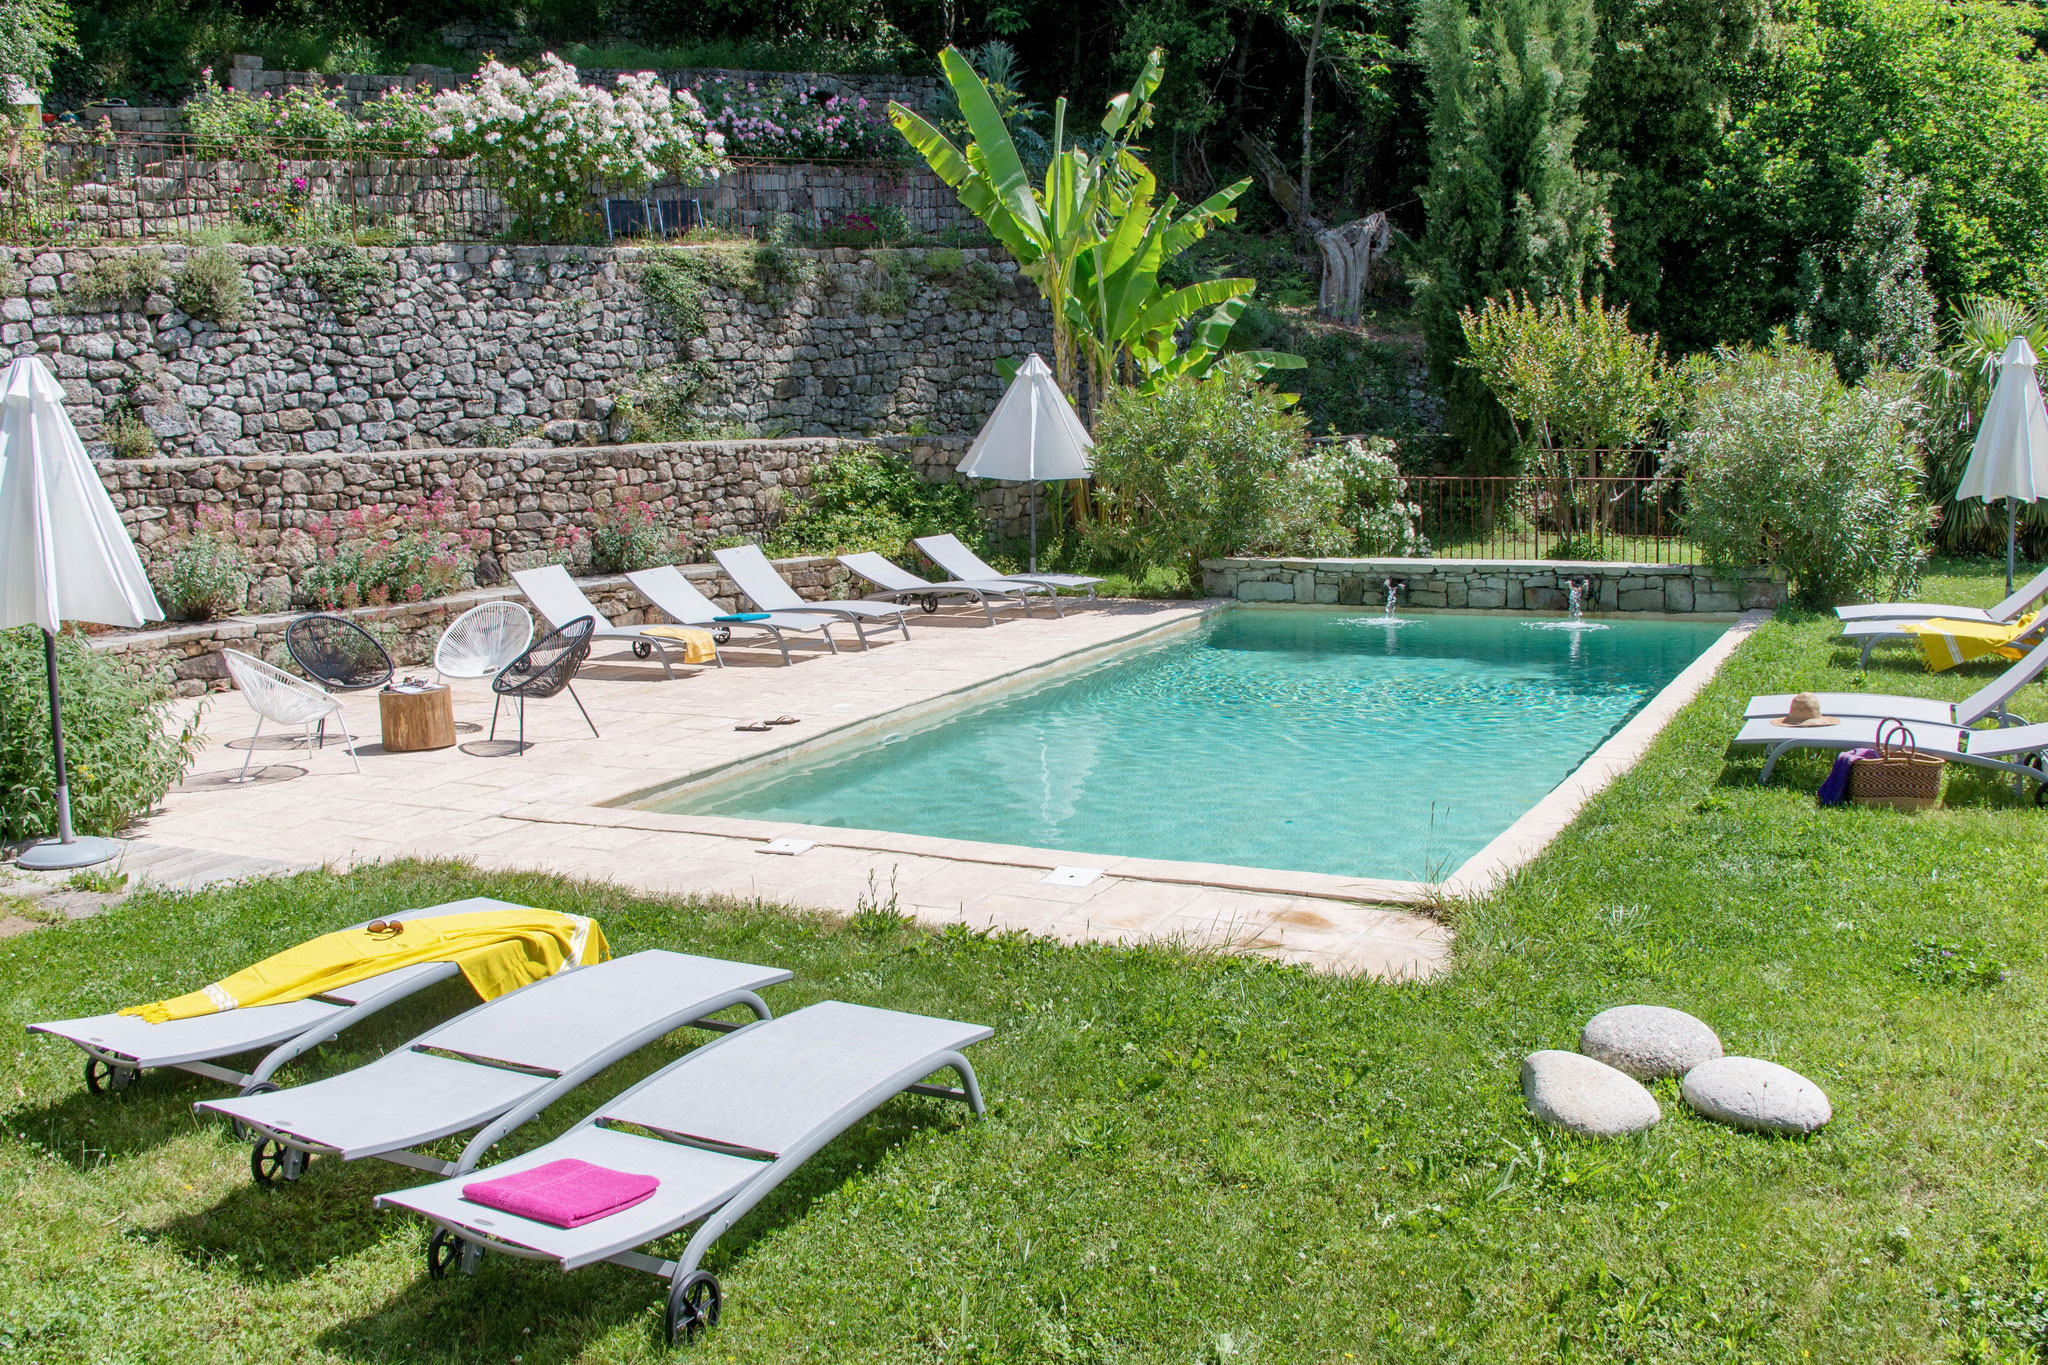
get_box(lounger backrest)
[711,545,806,611]
[627,566,719,625]
[914,534,1002,582]
[418,950,789,1076]
[839,552,922,592]
[1958,629,2048,724]
[512,565,609,632]
[602,1001,992,1156]
[1991,564,2048,621]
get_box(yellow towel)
[119,908,609,1024]
[640,624,719,664]
[1904,612,2038,672]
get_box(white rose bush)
[430,54,729,240]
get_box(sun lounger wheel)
[920,597,939,613]
[250,1138,307,1185]
[84,1057,138,1095]
[426,1228,467,1281]
[229,1081,279,1140]
[665,1270,721,1344]
[633,641,653,659]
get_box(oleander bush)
[0,626,201,841]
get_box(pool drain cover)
[758,837,816,856]
[1042,866,1105,887]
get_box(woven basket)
[1848,719,1943,811]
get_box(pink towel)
[461,1159,659,1228]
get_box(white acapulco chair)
[433,602,535,683]
[220,649,362,780]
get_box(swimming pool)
[645,609,1729,881]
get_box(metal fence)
[1405,472,1695,564]
[0,131,969,245]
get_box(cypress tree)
[1418,0,1610,469]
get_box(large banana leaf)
[938,46,1042,237]
[1101,48,1165,139]
[888,105,1044,266]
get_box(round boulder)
[1681,1056,1831,1135]
[1579,1004,1724,1080]
[1521,1050,1661,1138]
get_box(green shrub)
[294,491,484,609]
[1664,337,1930,607]
[68,251,168,311]
[1087,368,1311,584]
[765,448,985,562]
[102,409,158,459]
[1253,437,1431,558]
[590,490,689,573]
[174,246,251,327]
[856,251,913,316]
[0,626,201,842]
[293,244,388,315]
[150,506,253,620]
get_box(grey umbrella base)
[15,833,119,870]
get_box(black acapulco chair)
[285,613,395,746]
[489,616,599,754]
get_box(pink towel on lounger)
[461,1159,659,1228]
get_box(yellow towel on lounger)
[1904,612,2038,672]
[118,908,608,1024]
[640,624,719,664]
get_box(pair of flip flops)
[734,715,801,732]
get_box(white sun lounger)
[624,565,840,666]
[1840,611,2048,668]
[1835,565,2048,624]
[1748,631,2048,729]
[374,1001,991,1343]
[512,565,691,678]
[1731,715,2048,798]
[196,950,791,1187]
[712,544,912,647]
[28,897,525,1098]
[914,533,1103,600]
[836,550,1053,624]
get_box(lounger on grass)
[513,565,692,679]
[1840,611,2047,668]
[1748,631,2048,728]
[29,897,525,1098]
[1730,715,2048,799]
[712,544,912,647]
[624,565,840,666]
[837,550,1054,624]
[1835,564,2048,624]
[374,1001,991,1343]
[196,950,790,1187]
[914,533,1103,600]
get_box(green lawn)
[2,558,2045,1363]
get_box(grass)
[3,557,2046,1362]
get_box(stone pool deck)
[107,598,1456,979]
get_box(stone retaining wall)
[1202,557,1786,613]
[5,243,1049,453]
[93,556,860,696]
[100,435,1031,614]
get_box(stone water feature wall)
[3,243,1050,453]
[1203,557,1787,613]
[97,435,1032,615]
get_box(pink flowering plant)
[295,491,488,610]
[690,78,902,162]
[150,505,255,621]
[429,54,729,240]
[589,485,689,573]
[229,163,311,237]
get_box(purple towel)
[1817,748,1879,806]
[461,1158,659,1228]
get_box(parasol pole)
[2009,499,2019,595]
[41,629,78,847]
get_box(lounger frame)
[624,565,841,666]
[712,545,913,648]
[27,897,520,1097]
[837,551,1056,625]
[1733,717,2048,799]
[513,565,689,678]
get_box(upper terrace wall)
[3,243,1051,456]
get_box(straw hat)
[1772,692,1840,728]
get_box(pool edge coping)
[507,604,1771,911]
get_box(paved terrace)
[115,598,1453,979]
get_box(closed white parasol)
[958,353,1093,571]
[0,355,165,869]
[1960,337,2048,593]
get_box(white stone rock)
[1681,1057,1831,1135]
[1579,1005,1723,1080]
[1521,1050,1661,1137]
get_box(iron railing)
[1404,473,1695,564]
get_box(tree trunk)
[1236,132,1316,234]
[1314,213,1392,323]
[1300,0,1327,225]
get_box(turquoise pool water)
[650,609,1728,880]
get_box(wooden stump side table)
[378,685,456,752]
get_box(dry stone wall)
[3,243,1050,454]
[1203,557,1786,613]
[99,435,1030,614]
